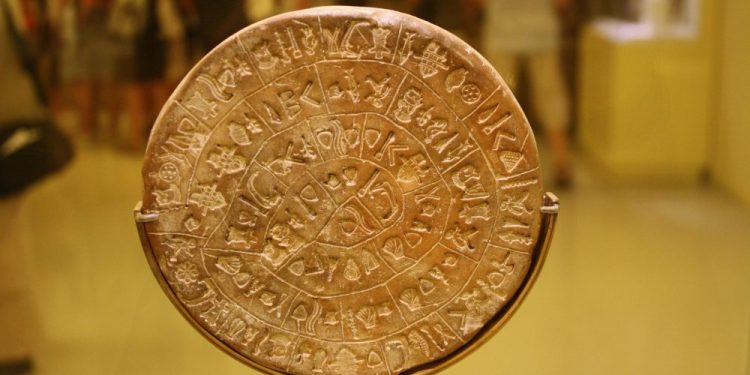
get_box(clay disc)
[140,6,543,374]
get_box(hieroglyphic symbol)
[183,215,201,233]
[395,31,416,65]
[226,225,256,245]
[415,108,476,165]
[441,138,475,165]
[416,41,448,78]
[368,27,391,59]
[291,301,322,334]
[452,165,489,200]
[343,258,362,281]
[215,255,243,275]
[294,184,320,220]
[444,68,467,93]
[367,350,384,368]
[259,103,281,128]
[156,161,180,182]
[459,201,491,224]
[445,66,483,102]
[442,252,458,267]
[324,167,357,190]
[346,68,361,103]
[428,266,449,285]
[322,310,340,326]
[460,83,481,104]
[393,87,423,124]
[259,290,290,319]
[446,224,479,253]
[408,218,430,234]
[207,145,247,177]
[339,204,377,236]
[418,278,435,295]
[415,186,440,204]
[322,20,370,58]
[262,223,303,267]
[315,119,359,156]
[448,291,490,336]
[449,253,516,336]
[244,171,282,211]
[358,170,399,221]
[228,113,263,146]
[364,74,392,108]
[198,297,234,330]
[385,337,409,371]
[162,117,210,158]
[500,191,531,216]
[294,20,318,55]
[274,27,303,62]
[499,150,526,173]
[230,267,265,297]
[419,323,456,352]
[397,154,430,185]
[174,262,200,286]
[250,40,280,70]
[355,305,377,329]
[376,302,393,317]
[163,236,196,261]
[419,203,437,217]
[407,330,431,358]
[264,334,293,360]
[224,55,253,78]
[382,236,405,260]
[361,248,380,274]
[291,341,328,372]
[373,131,409,166]
[344,308,360,338]
[399,288,422,311]
[496,190,534,246]
[327,347,363,373]
[277,89,302,119]
[501,178,538,191]
[498,231,533,246]
[480,111,515,151]
[477,102,499,124]
[189,183,227,215]
[151,161,183,206]
[477,253,515,299]
[184,91,218,120]
[197,69,235,103]
[268,137,317,176]
[422,117,449,145]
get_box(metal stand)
[133,192,559,375]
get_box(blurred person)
[482,0,573,187]
[192,0,245,51]
[157,0,194,89]
[66,0,124,142]
[0,0,72,373]
[116,0,168,150]
[418,0,483,48]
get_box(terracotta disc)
[139,6,544,374]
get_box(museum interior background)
[1,0,749,374]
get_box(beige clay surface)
[140,6,543,374]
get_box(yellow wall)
[577,0,720,182]
[714,1,750,207]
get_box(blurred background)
[1,0,749,374]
